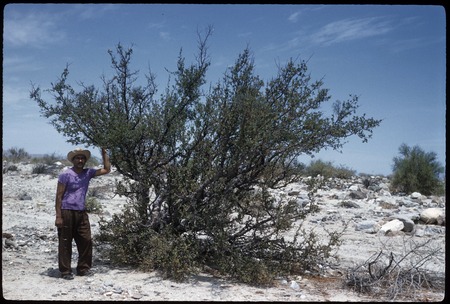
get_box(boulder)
[420,208,445,225]
[410,192,422,199]
[349,190,367,200]
[395,215,415,233]
[348,185,360,192]
[355,220,379,233]
[379,219,404,235]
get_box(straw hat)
[67,148,91,162]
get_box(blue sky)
[3,4,446,175]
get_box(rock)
[378,189,392,197]
[394,216,415,233]
[420,208,445,225]
[130,292,143,299]
[398,212,421,224]
[355,220,379,233]
[367,184,381,192]
[410,192,422,199]
[348,190,367,200]
[339,201,360,208]
[376,197,398,209]
[289,280,300,291]
[288,190,300,196]
[415,225,446,236]
[348,185,359,191]
[379,219,404,235]
[5,238,19,249]
[2,232,14,239]
[19,193,32,200]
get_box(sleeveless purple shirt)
[58,167,97,211]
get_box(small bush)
[32,163,48,174]
[3,147,31,163]
[334,165,356,179]
[345,238,444,301]
[32,153,63,165]
[97,205,199,281]
[303,159,355,179]
[3,164,19,173]
[139,230,199,281]
[85,197,103,214]
[391,144,444,195]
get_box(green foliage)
[97,206,198,281]
[3,164,18,173]
[391,144,444,195]
[31,153,63,165]
[32,163,49,174]
[303,159,356,179]
[3,147,31,163]
[31,30,381,284]
[85,196,103,214]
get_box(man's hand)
[95,147,111,176]
[55,217,63,228]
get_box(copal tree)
[31,32,381,283]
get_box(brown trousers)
[57,209,92,275]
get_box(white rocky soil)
[2,162,445,301]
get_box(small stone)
[289,280,300,291]
[131,292,143,299]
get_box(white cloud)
[310,17,393,46]
[4,12,66,48]
[159,31,171,41]
[3,55,43,73]
[148,21,165,29]
[288,11,301,23]
[2,84,30,107]
[70,3,117,20]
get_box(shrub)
[303,159,355,179]
[2,164,19,173]
[32,33,380,284]
[85,196,103,214]
[390,144,444,195]
[345,238,444,301]
[4,147,31,163]
[32,153,63,165]
[32,163,48,174]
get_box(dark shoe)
[62,273,74,280]
[77,270,94,277]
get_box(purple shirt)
[58,167,97,211]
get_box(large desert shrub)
[30,29,381,283]
[391,144,444,195]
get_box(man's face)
[72,155,87,168]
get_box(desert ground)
[2,162,445,301]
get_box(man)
[55,147,111,280]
